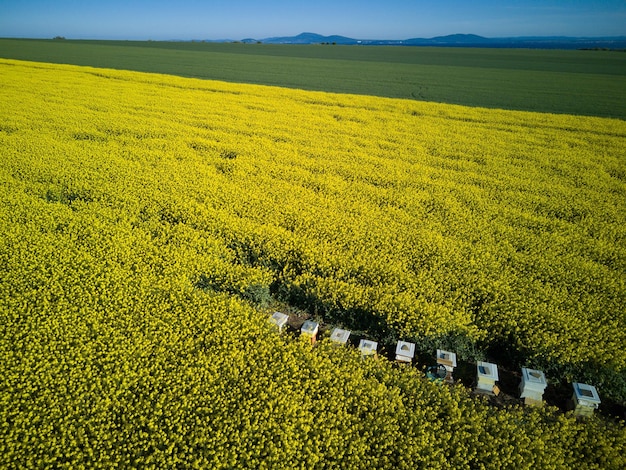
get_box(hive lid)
[330,328,350,344]
[573,382,601,404]
[359,339,378,355]
[395,341,415,358]
[300,320,319,335]
[477,361,499,380]
[522,367,547,386]
[270,312,289,328]
[437,349,457,367]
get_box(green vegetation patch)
[0,38,625,118]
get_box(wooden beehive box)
[330,328,350,346]
[395,341,415,363]
[270,311,289,332]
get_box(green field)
[1,38,625,118]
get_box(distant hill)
[242,32,626,49]
[260,32,358,45]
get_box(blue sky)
[1,0,625,40]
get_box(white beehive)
[520,368,548,406]
[270,312,289,332]
[395,341,415,363]
[572,382,601,417]
[300,320,319,344]
[437,349,457,383]
[359,339,378,358]
[330,328,350,345]
[476,361,499,394]
[436,349,457,368]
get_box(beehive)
[359,339,378,359]
[519,368,547,406]
[436,349,457,383]
[572,382,601,417]
[476,361,499,394]
[269,312,289,332]
[395,341,415,363]
[329,328,350,345]
[300,320,319,344]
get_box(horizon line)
[3,32,626,42]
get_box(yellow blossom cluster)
[1,59,625,467]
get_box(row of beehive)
[270,312,377,354]
[473,360,601,417]
[270,312,601,417]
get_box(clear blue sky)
[1,0,625,40]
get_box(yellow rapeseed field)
[1,59,625,468]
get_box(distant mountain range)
[231,32,626,49]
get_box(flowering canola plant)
[0,59,625,468]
